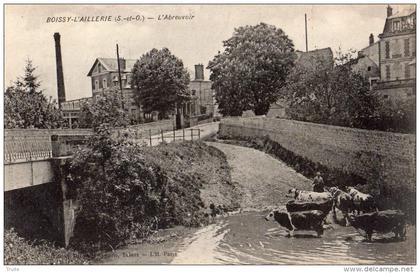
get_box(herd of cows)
[265,186,407,241]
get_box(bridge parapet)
[4,135,53,164]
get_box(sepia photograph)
[2,1,417,268]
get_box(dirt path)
[207,142,312,209]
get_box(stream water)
[171,211,416,265]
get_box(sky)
[4,4,414,101]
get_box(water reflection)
[173,211,415,265]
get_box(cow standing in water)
[348,210,406,241]
[346,187,377,214]
[288,188,332,202]
[265,209,326,237]
[328,187,354,226]
[286,199,333,215]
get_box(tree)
[207,23,297,116]
[284,51,379,128]
[78,89,130,128]
[131,48,191,119]
[4,59,63,129]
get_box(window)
[404,63,410,79]
[385,41,390,59]
[383,95,389,99]
[367,66,371,71]
[393,20,401,31]
[385,65,391,80]
[191,90,196,96]
[98,63,102,73]
[95,80,99,90]
[404,39,410,57]
[103,79,107,89]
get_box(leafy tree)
[372,97,416,133]
[78,89,130,128]
[4,59,63,129]
[208,23,297,116]
[131,48,191,119]
[284,51,379,128]
[67,125,208,250]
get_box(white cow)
[346,187,377,214]
[288,188,332,202]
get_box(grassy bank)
[66,131,236,257]
[4,229,87,265]
[141,141,240,211]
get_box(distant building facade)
[61,58,215,126]
[359,5,416,101]
[87,58,143,121]
[61,97,92,127]
[351,37,381,87]
[183,64,215,117]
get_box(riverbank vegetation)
[4,229,87,265]
[66,125,235,254]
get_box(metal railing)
[4,135,53,163]
[127,128,201,146]
[4,127,202,163]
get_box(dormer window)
[103,79,107,89]
[393,20,401,32]
[98,63,102,73]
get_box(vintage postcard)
[3,2,417,269]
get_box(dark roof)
[380,7,416,37]
[388,6,415,19]
[295,48,334,70]
[87,58,137,76]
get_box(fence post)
[190,129,193,141]
[173,128,176,142]
[161,130,164,143]
[149,129,152,146]
[198,129,201,140]
[183,129,185,141]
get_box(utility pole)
[305,13,308,52]
[116,43,124,109]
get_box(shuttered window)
[385,41,390,59]
[404,39,410,57]
[405,63,410,79]
[385,65,391,80]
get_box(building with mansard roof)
[360,5,416,101]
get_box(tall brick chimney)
[387,5,393,17]
[54,32,66,108]
[194,64,204,80]
[369,33,374,45]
